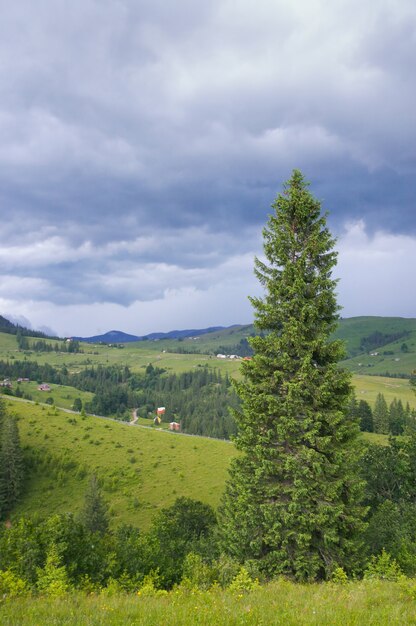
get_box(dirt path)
[130,408,139,425]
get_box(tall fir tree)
[79,474,109,535]
[373,393,389,434]
[220,170,365,581]
[0,413,24,519]
[389,398,406,436]
[357,399,373,433]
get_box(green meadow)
[6,398,236,530]
[3,393,397,531]
[11,380,93,410]
[353,374,416,409]
[1,579,416,625]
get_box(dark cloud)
[0,0,415,330]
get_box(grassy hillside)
[10,380,93,410]
[0,331,239,376]
[334,316,416,356]
[353,374,416,408]
[7,397,236,530]
[1,316,415,377]
[6,388,402,531]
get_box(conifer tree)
[220,170,365,581]
[389,398,406,436]
[79,475,109,535]
[0,413,24,519]
[373,393,389,434]
[357,400,373,433]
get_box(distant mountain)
[76,326,227,344]
[75,330,141,343]
[144,326,226,341]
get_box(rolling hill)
[7,397,236,530]
[5,396,394,532]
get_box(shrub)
[364,549,403,581]
[331,567,349,584]
[228,566,259,593]
[137,572,168,597]
[36,544,70,596]
[0,570,28,598]
[181,552,215,590]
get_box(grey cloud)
[0,0,415,319]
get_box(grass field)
[7,398,236,530]
[0,332,240,376]
[10,381,93,410]
[4,390,397,531]
[1,580,415,625]
[353,374,416,409]
[1,316,416,380]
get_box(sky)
[1,0,415,337]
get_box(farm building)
[38,383,51,391]
[169,421,181,432]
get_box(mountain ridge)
[74,325,230,344]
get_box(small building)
[169,421,181,432]
[38,383,51,391]
[157,407,166,416]
[0,379,12,388]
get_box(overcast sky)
[1,0,415,337]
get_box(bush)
[36,544,70,596]
[228,566,259,593]
[331,567,349,584]
[0,570,28,598]
[181,552,216,590]
[364,549,403,581]
[137,572,168,597]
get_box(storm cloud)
[0,0,415,335]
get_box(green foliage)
[228,566,259,593]
[36,543,70,596]
[361,436,416,509]
[72,398,82,412]
[364,549,403,581]
[331,567,349,584]
[79,475,109,535]
[137,572,168,597]
[0,569,28,598]
[357,399,373,433]
[155,496,217,544]
[181,552,216,590]
[389,398,406,435]
[220,170,366,580]
[152,497,218,587]
[398,576,416,601]
[360,331,409,354]
[0,411,24,519]
[373,393,389,434]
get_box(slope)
[7,397,236,530]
